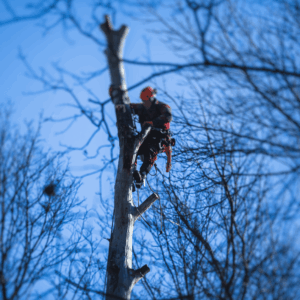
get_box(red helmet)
[140,86,156,101]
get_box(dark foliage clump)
[43,182,57,196]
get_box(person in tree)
[130,86,173,188]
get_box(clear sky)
[0,3,181,295]
[0,1,181,208]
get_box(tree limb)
[134,193,159,221]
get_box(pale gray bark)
[100,16,158,300]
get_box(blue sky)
[0,1,185,296]
[0,1,180,209]
[2,1,300,298]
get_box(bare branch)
[133,193,159,221]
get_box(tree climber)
[130,86,173,189]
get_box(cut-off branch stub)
[135,264,150,278]
[134,193,159,220]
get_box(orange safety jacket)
[130,99,172,130]
[130,99,173,172]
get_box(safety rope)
[148,163,158,177]
[132,158,150,227]
[146,177,163,235]
[148,165,183,229]
[134,179,182,232]
[135,188,152,228]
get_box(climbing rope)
[148,163,158,177]
[135,188,152,228]
[133,178,182,233]
[146,176,163,235]
[147,165,183,230]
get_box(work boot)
[133,170,142,183]
[132,183,136,193]
[135,171,146,189]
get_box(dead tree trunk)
[100,16,159,300]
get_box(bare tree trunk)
[100,16,158,300]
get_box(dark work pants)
[136,131,162,174]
